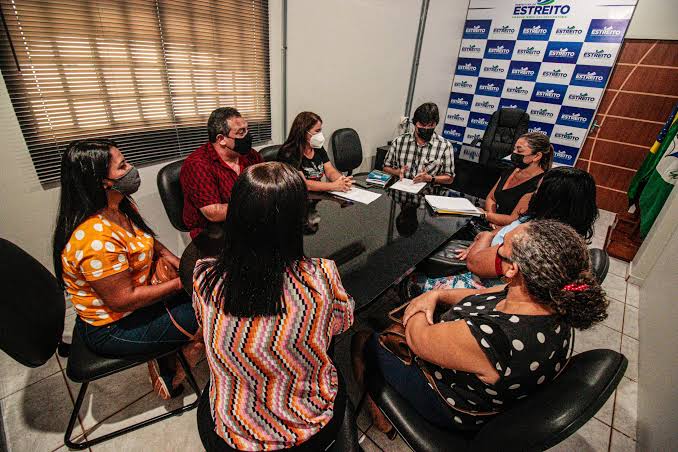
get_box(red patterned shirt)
[180,142,262,238]
[193,258,354,451]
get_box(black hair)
[207,107,242,143]
[525,167,598,241]
[511,220,608,330]
[277,111,322,169]
[52,139,155,285]
[412,102,439,126]
[198,162,309,317]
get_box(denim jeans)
[75,292,198,379]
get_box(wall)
[575,39,678,213]
[634,188,678,450]
[280,0,467,171]
[625,0,678,41]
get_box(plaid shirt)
[384,132,454,180]
[180,142,262,238]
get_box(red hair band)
[563,283,589,292]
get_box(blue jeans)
[76,292,198,379]
[365,333,460,429]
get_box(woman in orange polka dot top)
[53,139,199,400]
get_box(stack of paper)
[330,187,382,205]
[366,170,392,187]
[389,178,427,194]
[425,195,482,216]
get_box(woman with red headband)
[353,220,608,435]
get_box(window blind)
[0,0,271,187]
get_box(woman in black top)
[277,111,353,192]
[483,132,554,227]
[353,220,608,434]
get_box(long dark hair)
[199,162,309,317]
[511,220,608,329]
[277,111,322,169]
[525,167,598,240]
[52,139,155,285]
[521,132,554,171]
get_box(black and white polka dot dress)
[421,289,571,430]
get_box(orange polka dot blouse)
[61,214,155,326]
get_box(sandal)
[148,359,184,400]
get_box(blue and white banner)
[444,0,637,166]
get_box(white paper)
[424,195,482,215]
[330,187,382,205]
[389,178,427,194]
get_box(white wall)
[279,0,467,171]
[0,0,468,270]
[626,0,678,40]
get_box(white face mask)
[308,131,325,149]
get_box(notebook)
[389,178,427,194]
[330,187,382,205]
[366,170,393,187]
[424,195,482,216]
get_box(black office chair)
[477,108,530,166]
[365,349,627,452]
[259,144,281,162]
[157,159,190,232]
[0,238,200,449]
[331,128,364,176]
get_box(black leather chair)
[259,144,281,162]
[589,248,610,283]
[331,128,364,176]
[157,159,190,232]
[477,108,530,166]
[0,238,200,449]
[366,349,627,452]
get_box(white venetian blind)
[0,0,271,187]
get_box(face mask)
[308,131,325,149]
[416,127,435,142]
[108,166,141,196]
[233,133,253,155]
[510,152,531,170]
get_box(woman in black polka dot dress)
[354,220,609,434]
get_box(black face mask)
[234,133,253,155]
[510,152,531,169]
[416,127,435,142]
[108,166,141,196]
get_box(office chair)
[157,159,190,232]
[331,128,364,176]
[259,144,281,162]
[476,108,530,166]
[365,349,627,452]
[0,238,200,450]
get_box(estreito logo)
[556,25,582,35]
[483,64,505,74]
[507,86,529,95]
[513,67,535,76]
[447,112,465,122]
[523,25,548,35]
[450,96,470,107]
[488,45,511,55]
[444,128,464,140]
[554,131,580,142]
[575,72,604,82]
[536,89,561,99]
[475,100,495,109]
[561,112,587,123]
[462,44,482,53]
[543,68,568,78]
[493,25,516,34]
[537,0,555,4]
[568,92,595,102]
[554,149,573,160]
[479,82,501,93]
[458,62,478,72]
[470,116,489,128]
[583,49,613,59]
[549,48,575,58]
[466,24,487,34]
[592,26,621,37]
[454,80,473,89]
[531,108,555,118]
[517,46,541,56]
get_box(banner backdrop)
[443,0,638,166]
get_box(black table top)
[179,179,472,311]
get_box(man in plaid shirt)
[180,107,263,238]
[383,102,454,185]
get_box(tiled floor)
[0,211,640,451]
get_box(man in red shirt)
[180,107,263,238]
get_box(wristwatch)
[430,175,436,184]
[480,212,487,220]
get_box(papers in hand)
[389,178,427,194]
[425,195,482,216]
[330,187,381,205]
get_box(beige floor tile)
[574,324,622,354]
[0,352,61,400]
[366,425,411,451]
[359,431,384,452]
[622,305,639,340]
[594,390,615,426]
[610,429,637,452]
[603,299,625,332]
[613,377,638,440]
[608,258,628,278]
[0,372,83,452]
[602,273,627,303]
[87,391,201,452]
[625,284,640,309]
[547,417,611,451]
[589,235,605,250]
[620,336,638,382]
